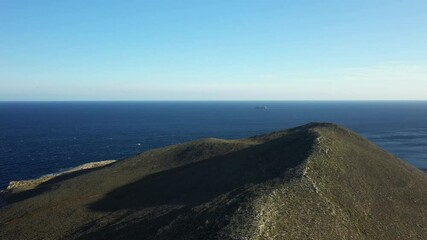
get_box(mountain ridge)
[0,123,426,240]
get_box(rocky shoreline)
[0,160,116,207]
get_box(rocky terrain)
[5,160,116,193]
[0,123,426,240]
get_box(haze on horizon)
[0,0,426,101]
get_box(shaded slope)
[0,123,426,240]
[153,124,427,240]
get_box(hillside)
[0,123,426,240]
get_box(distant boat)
[255,106,268,110]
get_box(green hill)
[1,123,426,240]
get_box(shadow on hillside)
[78,130,316,239]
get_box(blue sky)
[0,0,426,100]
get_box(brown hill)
[0,123,426,240]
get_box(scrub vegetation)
[1,123,426,240]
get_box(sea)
[1,101,426,189]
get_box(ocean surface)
[1,101,427,189]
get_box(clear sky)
[0,0,426,100]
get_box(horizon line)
[1,99,427,102]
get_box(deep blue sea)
[1,101,427,189]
